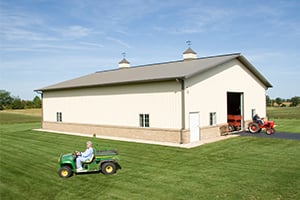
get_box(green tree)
[290,96,300,107]
[0,90,13,110]
[32,96,42,108]
[266,95,272,107]
[25,100,34,108]
[11,98,25,109]
[275,97,283,106]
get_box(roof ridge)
[95,52,241,74]
[36,52,272,92]
[197,52,241,60]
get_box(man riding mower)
[248,114,275,135]
[58,141,121,178]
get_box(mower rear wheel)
[248,123,261,133]
[101,162,116,175]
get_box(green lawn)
[0,112,41,124]
[0,109,300,199]
[1,118,300,199]
[271,119,300,133]
[267,107,300,119]
[267,107,300,133]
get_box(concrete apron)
[34,129,239,149]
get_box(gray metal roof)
[36,53,272,91]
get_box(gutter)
[34,77,180,92]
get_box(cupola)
[183,47,197,60]
[118,53,130,68]
[118,58,130,68]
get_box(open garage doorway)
[227,92,244,132]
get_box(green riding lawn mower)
[58,147,121,178]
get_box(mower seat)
[82,149,95,164]
[82,154,94,164]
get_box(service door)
[189,112,200,142]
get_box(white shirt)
[81,147,93,159]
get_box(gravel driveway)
[238,131,300,140]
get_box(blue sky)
[1,0,299,100]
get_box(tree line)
[0,90,41,110]
[0,90,299,110]
[266,95,299,107]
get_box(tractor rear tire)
[248,123,261,133]
[101,162,116,175]
[59,166,73,178]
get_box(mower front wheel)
[59,166,73,178]
[266,128,275,135]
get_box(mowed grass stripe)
[271,119,300,133]
[266,107,300,133]
[267,107,300,119]
[0,112,41,124]
[1,122,300,199]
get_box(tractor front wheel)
[101,162,116,175]
[248,123,261,133]
[59,166,73,178]
[266,128,275,135]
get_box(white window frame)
[209,112,216,126]
[56,112,62,122]
[251,109,256,118]
[139,114,150,127]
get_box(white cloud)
[60,25,92,39]
[106,36,131,49]
[245,51,284,63]
[0,6,93,42]
[79,42,104,48]
[0,9,44,27]
[152,4,234,35]
[0,27,58,41]
[0,10,58,41]
[1,42,105,53]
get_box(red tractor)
[248,119,275,135]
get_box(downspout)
[35,91,43,128]
[41,92,44,129]
[180,78,185,144]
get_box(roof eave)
[35,76,184,92]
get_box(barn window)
[56,112,62,122]
[139,114,150,127]
[209,112,216,126]
[251,109,256,118]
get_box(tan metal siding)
[43,81,182,129]
[185,60,267,128]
